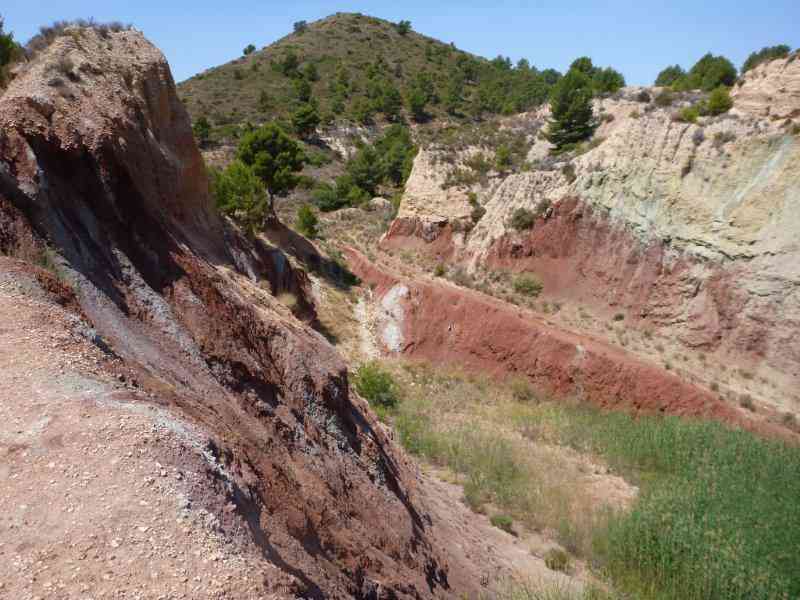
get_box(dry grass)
[382,361,634,559]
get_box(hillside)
[177,12,561,142]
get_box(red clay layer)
[346,248,788,439]
[383,198,795,380]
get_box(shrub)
[312,183,346,212]
[685,53,737,91]
[192,116,211,147]
[495,145,512,172]
[561,163,577,183]
[0,17,21,88]
[636,90,652,103]
[655,64,686,87]
[210,161,270,233]
[434,263,446,277]
[295,204,318,238]
[243,44,256,56]
[677,105,700,123]
[354,362,399,408]
[692,128,705,146]
[510,207,536,231]
[654,90,675,107]
[513,274,543,297]
[394,20,412,35]
[470,205,486,224]
[544,548,571,572]
[739,393,755,411]
[293,20,308,34]
[490,514,515,534]
[706,85,733,115]
[237,123,305,197]
[291,102,320,138]
[613,313,625,321]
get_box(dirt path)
[0,264,290,600]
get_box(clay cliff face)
[387,59,800,410]
[0,27,467,599]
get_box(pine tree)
[544,69,597,152]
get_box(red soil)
[346,248,790,439]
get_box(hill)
[177,12,562,142]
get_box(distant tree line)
[655,44,794,89]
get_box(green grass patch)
[531,406,800,600]
[379,360,800,600]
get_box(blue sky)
[4,1,799,84]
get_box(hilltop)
[177,12,564,142]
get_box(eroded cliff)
[385,56,800,413]
[0,26,489,599]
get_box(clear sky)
[3,1,799,84]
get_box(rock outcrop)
[386,65,800,411]
[0,27,477,598]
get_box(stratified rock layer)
[387,62,800,407]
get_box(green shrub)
[655,64,686,87]
[237,123,305,197]
[513,274,543,297]
[684,53,737,91]
[394,20,412,35]
[312,183,347,212]
[490,514,515,534]
[510,208,536,231]
[544,548,571,572]
[291,102,320,138]
[706,85,733,115]
[354,362,399,408]
[192,116,211,146]
[243,44,256,56]
[470,205,486,223]
[677,105,700,123]
[295,204,318,238]
[210,161,270,233]
[495,145,513,172]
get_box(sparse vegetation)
[295,204,318,238]
[178,13,565,137]
[0,16,22,88]
[490,514,515,534]
[367,359,800,600]
[544,548,571,573]
[510,207,536,231]
[354,362,400,410]
[705,85,733,115]
[513,274,543,297]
